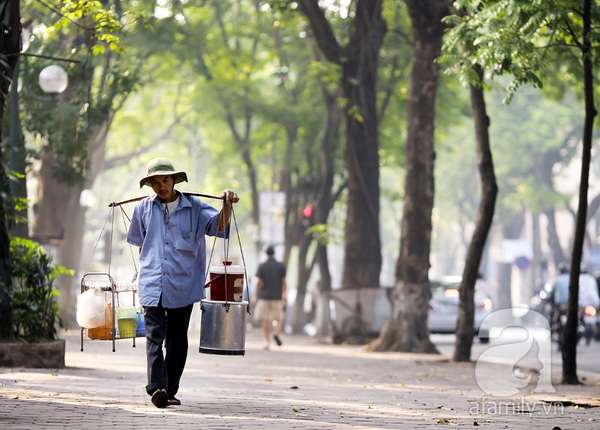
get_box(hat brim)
[139,171,188,188]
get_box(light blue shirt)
[552,272,600,308]
[126,192,228,308]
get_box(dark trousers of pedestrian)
[143,299,193,398]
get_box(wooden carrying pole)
[108,192,225,207]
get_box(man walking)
[254,246,287,350]
[127,157,239,408]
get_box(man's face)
[148,175,177,202]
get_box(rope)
[107,205,115,274]
[83,209,112,274]
[231,206,252,314]
[206,207,232,302]
[206,235,218,291]
[222,220,231,302]
[119,206,139,279]
[84,204,140,282]
[204,203,250,313]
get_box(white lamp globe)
[38,65,68,94]
[79,189,97,208]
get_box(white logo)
[475,309,556,396]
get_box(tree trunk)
[340,4,385,289]
[453,65,497,362]
[286,73,342,336]
[368,0,451,353]
[31,152,71,242]
[8,60,28,238]
[0,152,13,339]
[314,243,331,339]
[299,0,385,290]
[281,122,310,334]
[57,191,86,326]
[314,83,342,339]
[291,236,313,333]
[562,0,596,385]
[0,0,21,339]
[31,118,111,326]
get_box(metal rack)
[79,272,143,352]
[79,197,142,352]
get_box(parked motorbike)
[529,282,554,321]
[551,304,587,351]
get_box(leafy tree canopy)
[443,0,600,101]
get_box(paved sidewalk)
[0,324,599,429]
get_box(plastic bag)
[76,287,108,328]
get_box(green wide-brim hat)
[139,158,188,188]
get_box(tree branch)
[298,0,342,64]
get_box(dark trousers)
[143,300,193,397]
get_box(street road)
[432,329,600,376]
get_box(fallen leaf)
[265,378,273,382]
[437,419,451,425]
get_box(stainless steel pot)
[199,299,248,356]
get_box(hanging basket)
[199,202,251,356]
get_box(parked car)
[428,276,493,343]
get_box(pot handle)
[204,274,223,289]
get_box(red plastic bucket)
[207,262,245,302]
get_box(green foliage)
[435,85,581,230]
[4,237,73,342]
[12,0,141,187]
[306,223,344,246]
[442,0,600,102]
[57,0,130,54]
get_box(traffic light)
[302,204,313,219]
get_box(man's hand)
[221,189,239,205]
[217,190,239,230]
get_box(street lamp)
[38,64,69,95]
[21,57,69,101]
